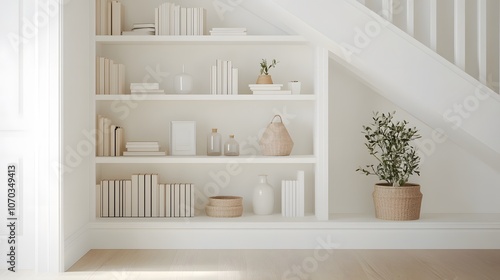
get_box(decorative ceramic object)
[252,175,274,215]
[174,65,193,94]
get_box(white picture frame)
[170,121,196,155]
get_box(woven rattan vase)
[372,183,423,221]
[259,115,294,156]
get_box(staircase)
[253,0,500,171]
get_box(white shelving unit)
[90,0,329,245]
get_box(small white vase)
[253,175,274,215]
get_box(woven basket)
[372,184,423,221]
[208,196,243,207]
[205,205,243,217]
[259,115,294,156]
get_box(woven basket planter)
[208,196,243,207]
[259,115,294,156]
[372,183,423,221]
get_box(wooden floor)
[2,249,500,279]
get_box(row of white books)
[96,115,124,157]
[210,59,239,95]
[96,56,126,95]
[155,3,207,36]
[123,141,166,156]
[96,174,195,217]
[281,170,305,217]
[209,27,247,36]
[129,82,164,94]
[96,0,123,35]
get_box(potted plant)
[356,111,423,220]
[256,59,279,84]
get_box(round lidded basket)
[259,115,294,156]
[208,196,243,207]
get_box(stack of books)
[96,0,123,35]
[209,27,247,36]
[96,115,124,156]
[130,83,164,94]
[96,57,126,95]
[281,170,305,217]
[96,174,195,218]
[154,2,206,35]
[122,23,155,35]
[123,141,165,156]
[249,84,291,95]
[210,59,239,95]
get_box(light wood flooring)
[2,249,500,279]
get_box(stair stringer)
[260,0,500,172]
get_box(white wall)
[62,0,91,268]
[329,58,500,214]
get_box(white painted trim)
[454,0,466,70]
[63,225,90,271]
[34,0,63,272]
[314,47,329,221]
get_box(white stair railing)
[358,0,499,93]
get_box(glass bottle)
[224,134,239,156]
[207,128,221,156]
[252,175,274,215]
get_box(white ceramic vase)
[253,175,274,215]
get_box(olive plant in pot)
[356,111,423,221]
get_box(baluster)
[429,0,437,51]
[407,0,415,36]
[454,0,466,70]
[477,0,487,85]
[382,0,393,22]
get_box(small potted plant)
[356,111,423,220]
[256,59,279,84]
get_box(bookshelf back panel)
[96,44,314,94]
[96,100,314,155]
[96,163,315,216]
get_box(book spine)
[125,180,132,217]
[104,58,110,94]
[131,174,139,217]
[102,180,109,217]
[118,64,125,94]
[115,179,121,217]
[138,174,145,217]
[108,180,115,217]
[174,183,180,217]
[186,8,193,36]
[180,7,187,35]
[190,184,195,217]
[152,174,158,217]
[227,60,232,95]
[166,183,171,217]
[159,183,165,217]
[96,184,101,217]
[145,174,151,217]
[154,7,159,36]
[232,68,238,95]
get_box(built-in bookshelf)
[90,0,328,233]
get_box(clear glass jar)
[224,134,240,156]
[207,128,221,156]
